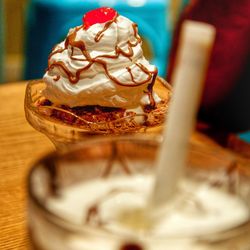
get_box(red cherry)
[83,7,118,30]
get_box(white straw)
[151,20,216,208]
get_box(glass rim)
[27,135,250,242]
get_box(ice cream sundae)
[25,7,171,145]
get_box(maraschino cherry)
[83,7,118,30]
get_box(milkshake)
[28,136,250,250]
[24,7,171,148]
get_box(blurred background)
[1,0,27,82]
[0,0,177,82]
[0,0,249,141]
[1,0,191,82]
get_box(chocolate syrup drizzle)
[46,15,158,107]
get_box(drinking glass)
[27,135,250,250]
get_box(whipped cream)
[43,15,159,109]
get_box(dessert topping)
[43,9,160,109]
[83,7,118,30]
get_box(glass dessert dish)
[24,7,172,150]
[28,135,250,250]
[24,77,171,149]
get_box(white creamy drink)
[28,133,250,250]
[46,174,249,250]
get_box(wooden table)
[0,82,249,250]
[0,82,54,250]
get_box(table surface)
[0,82,249,250]
[0,82,54,250]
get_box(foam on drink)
[47,174,249,238]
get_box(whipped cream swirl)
[43,15,159,109]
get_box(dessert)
[25,7,171,143]
[28,137,250,250]
[48,174,249,237]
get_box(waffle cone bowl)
[25,77,171,149]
